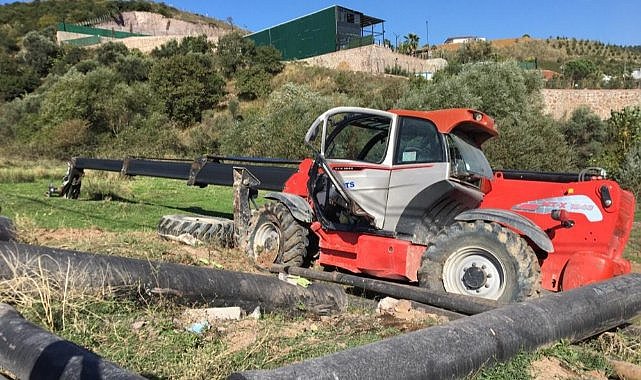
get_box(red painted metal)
[480,172,635,291]
[389,108,497,144]
[312,222,425,282]
[282,158,313,197]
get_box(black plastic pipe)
[272,265,498,315]
[0,242,348,315]
[230,273,641,380]
[0,304,144,380]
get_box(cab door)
[323,110,395,229]
[384,117,447,231]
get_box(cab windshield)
[447,133,493,181]
[324,113,392,163]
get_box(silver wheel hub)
[442,247,506,300]
[252,222,281,259]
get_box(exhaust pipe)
[230,273,641,380]
[0,242,348,315]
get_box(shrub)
[560,106,608,166]
[619,143,641,197]
[149,53,225,125]
[29,119,92,159]
[603,106,641,179]
[114,55,152,84]
[94,42,130,66]
[220,83,354,159]
[253,45,284,74]
[215,32,255,78]
[484,113,575,171]
[236,66,272,99]
[19,31,59,76]
[397,61,572,171]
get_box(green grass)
[624,204,641,263]
[0,171,234,232]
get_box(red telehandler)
[59,107,636,303]
[243,107,635,302]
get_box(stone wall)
[300,45,447,75]
[542,89,641,119]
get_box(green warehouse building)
[246,5,385,61]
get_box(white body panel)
[383,163,450,231]
[329,161,391,229]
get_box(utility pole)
[425,20,429,57]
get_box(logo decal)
[512,195,603,222]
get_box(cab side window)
[394,117,443,164]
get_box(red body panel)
[312,222,425,282]
[480,172,635,291]
[282,158,313,197]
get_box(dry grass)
[0,248,107,331]
[0,163,61,184]
[81,172,134,201]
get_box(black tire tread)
[157,214,234,247]
[246,202,309,268]
[418,221,541,302]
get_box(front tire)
[246,202,309,270]
[418,221,541,302]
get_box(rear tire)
[418,221,541,302]
[157,215,234,247]
[246,202,309,270]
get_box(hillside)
[433,36,641,86]
[0,0,228,53]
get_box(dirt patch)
[530,357,576,379]
[530,357,607,380]
[220,319,260,353]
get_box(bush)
[19,31,59,76]
[114,55,152,84]
[252,45,284,74]
[236,66,272,99]
[149,53,225,125]
[29,119,92,159]
[603,106,641,179]
[220,83,354,159]
[560,106,608,166]
[151,35,214,58]
[619,143,641,197]
[94,42,130,66]
[215,32,255,78]
[484,113,575,171]
[397,61,573,171]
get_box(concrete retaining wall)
[542,89,641,119]
[300,44,447,75]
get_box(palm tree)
[403,33,420,55]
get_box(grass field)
[1,160,640,379]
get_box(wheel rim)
[252,222,281,267]
[442,246,506,300]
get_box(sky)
[163,0,641,46]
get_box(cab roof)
[389,108,498,144]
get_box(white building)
[443,36,486,44]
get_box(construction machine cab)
[304,106,497,234]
